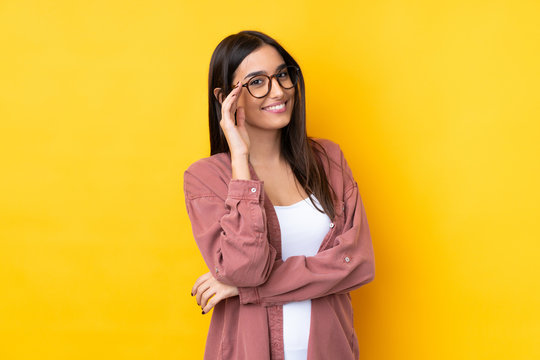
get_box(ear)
[213,88,224,104]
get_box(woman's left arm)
[191,183,371,312]
[237,147,376,307]
[191,272,239,314]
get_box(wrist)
[231,154,251,180]
[231,152,249,162]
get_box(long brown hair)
[208,31,336,219]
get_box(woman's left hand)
[192,272,239,314]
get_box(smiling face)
[231,45,295,133]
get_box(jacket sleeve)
[237,148,375,306]
[184,167,277,287]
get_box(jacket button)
[250,187,257,193]
[344,256,350,263]
[329,222,335,228]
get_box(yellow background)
[1,0,539,359]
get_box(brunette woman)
[184,30,375,360]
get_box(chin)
[263,111,293,129]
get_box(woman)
[184,30,375,360]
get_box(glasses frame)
[234,65,300,99]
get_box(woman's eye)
[249,78,265,87]
[276,72,288,78]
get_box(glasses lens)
[246,75,269,98]
[276,66,298,89]
[245,67,299,98]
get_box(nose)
[268,76,284,98]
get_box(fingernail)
[190,292,193,296]
[201,310,205,314]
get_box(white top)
[273,195,332,360]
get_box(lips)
[262,101,287,113]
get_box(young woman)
[184,31,375,360]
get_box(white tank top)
[273,195,331,360]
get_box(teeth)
[264,103,285,111]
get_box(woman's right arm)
[220,81,251,180]
[185,81,277,287]
[184,164,276,288]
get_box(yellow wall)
[1,0,539,359]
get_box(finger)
[235,107,245,127]
[202,293,223,314]
[222,82,241,107]
[191,272,210,297]
[200,286,217,310]
[195,280,212,306]
[222,82,242,118]
[191,272,211,297]
[229,81,243,98]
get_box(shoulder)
[310,137,342,156]
[310,137,356,191]
[184,152,232,198]
[309,137,345,169]
[185,152,231,177]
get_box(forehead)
[234,45,285,78]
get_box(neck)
[246,127,283,168]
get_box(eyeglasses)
[234,66,300,98]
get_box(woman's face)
[231,45,295,133]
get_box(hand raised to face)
[217,83,250,158]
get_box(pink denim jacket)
[184,138,375,360]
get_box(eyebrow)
[243,63,288,80]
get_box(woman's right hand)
[219,82,250,158]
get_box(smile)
[262,101,287,113]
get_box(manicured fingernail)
[201,310,205,314]
[190,292,193,296]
